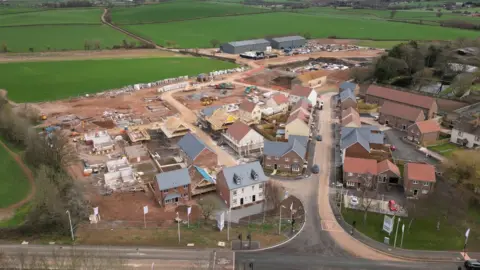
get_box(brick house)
[238,100,262,125]
[407,120,441,146]
[341,107,361,128]
[365,85,438,119]
[263,135,308,175]
[379,101,425,131]
[404,163,436,198]
[288,85,318,106]
[154,168,191,206]
[216,161,268,209]
[343,157,401,189]
[178,133,218,169]
[290,98,312,116]
[340,126,385,162]
[265,93,289,115]
[338,88,357,110]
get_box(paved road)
[384,129,437,164]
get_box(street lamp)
[278,205,286,235]
[65,210,74,241]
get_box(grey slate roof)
[221,161,268,190]
[263,136,308,159]
[178,133,209,160]
[227,39,269,47]
[270,36,305,42]
[340,126,384,152]
[155,168,191,190]
[339,89,356,103]
[201,105,222,117]
[339,81,357,91]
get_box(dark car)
[316,135,322,141]
[311,164,320,174]
[465,259,480,269]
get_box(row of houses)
[337,82,437,199]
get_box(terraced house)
[379,101,425,130]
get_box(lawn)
[111,1,266,24]
[342,208,476,251]
[0,57,238,102]
[124,12,479,48]
[0,140,30,208]
[0,7,43,15]
[0,8,102,26]
[0,203,30,228]
[0,25,134,52]
[427,142,461,157]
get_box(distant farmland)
[124,12,479,48]
[0,57,238,102]
[0,8,102,26]
[111,1,267,24]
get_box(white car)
[350,196,359,206]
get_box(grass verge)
[427,142,461,157]
[0,139,30,208]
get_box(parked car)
[390,145,397,151]
[350,196,359,206]
[336,182,343,188]
[373,115,379,121]
[465,259,480,269]
[311,164,320,174]
[388,200,398,212]
[316,135,322,141]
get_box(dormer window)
[233,173,242,185]
[251,170,258,180]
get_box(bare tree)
[359,174,377,224]
[263,181,283,223]
[198,197,218,221]
[210,39,220,48]
[1,43,7,53]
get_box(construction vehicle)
[200,96,217,106]
[244,86,257,94]
[40,114,47,121]
[214,83,234,90]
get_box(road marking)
[321,220,343,232]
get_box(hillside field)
[111,1,267,24]
[0,8,102,26]
[124,12,479,48]
[0,57,238,102]
[0,25,135,52]
[0,140,30,208]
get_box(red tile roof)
[366,85,435,109]
[292,98,311,113]
[412,120,441,134]
[379,101,425,122]
[405,163,436,182]
[377,159,400,177]
[286,110,309,125]
[239,100,257,113]
[226,121,251,142]
[271,93,289,105]
[342,114,361,127]
[290,85,312,98]
[341,107,358,119]
[343,157,377,174]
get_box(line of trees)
[41,1,93,8]
[0,94,89,239]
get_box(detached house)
[178,133,218,169]
[222,120,264,156]
[265,93,289,115]
[340,126,385,161]
[404,163,436,198]
[343,157,401,189]
[216,161,269,209]
[285,110,310,139]
[338,88,357,110]
[365,85,438,119]
[263,135,308,175]
[407,120,441,145]
[450,115,480,148]
[379,101,425,130]
[288,85,318,106]
[238,100,262,125]
[155,168,191,206]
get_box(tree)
[436,11,443,17]
[84,40,91,51]
[449,73,475,97]
[359,174,377,224]
[210,39,220,48]
[1,43,7,53]
[390,10,397,19]
[412,68,434,90]
[29,48,34,53]
[122,39,129,49]
[373,56,409,82]
[129,41,136,49]
[198,197,218,221]
[94,40,101,50]
[442,150,480,193]
[351,67,374,83]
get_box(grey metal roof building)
[155,168,191,190]
[220,39,270,54]
[221,161,268,190]
[178,133,210,160]
[268,36,306,49]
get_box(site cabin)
[379,101,425,131]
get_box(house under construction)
[160,116,191,138]
[127,128,151,144]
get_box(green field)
[111,1,266,24]
[0,57,238,102]
[0,140,30,208]
[0,7,43,15]
[0,25,135,52]
[0,8,102,26]
[124,12,479,48]
[356,40,406,49]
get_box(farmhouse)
[222,120,264,156]
[379,101,425,130]
[215,161,268,209]
[220,39,270,54]
[268,36,306,49]
[407,120,441,145]
[155,168,191,206]
[263,135,308,175]
[365,85,437,119]
[404,163,436,198]
[288,85,317,106]
[178,133,218,169]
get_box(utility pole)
[66,210,74,241]
[227,209,231,241]
[176,212,181,243]
[278,205,286,235]
[394,217,401,248]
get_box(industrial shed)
[269,36,306,49]
[220,39,270,54]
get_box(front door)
[413,189,418,196]
[274,164,278,170]
[240,198,244,205]
[402,125,406,130]
[385,120,389,125]
[252,195,256,202]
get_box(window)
[423,182,429,186]
[347,181,356,187]
[293,158,299,162]
[284,164,290,169]
[233,190,237,196]
[266,164,272,167]
[267,156,272,160]
[183,185,188,188]
[285,157,290,162]
[162,189,169,193]
[348,173,353,176]
[422,190,428,194]
[292,166,300,172]
[252,186,255,190]
[458,131,463,137]
[275,156,280,160]
[413,181,419,184]
[259,183,264,190]
[476,136,480,142]
[242,188,244,193]
[258,192,263,197]
[232,199,237,204]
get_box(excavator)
[244,86,257,94]
[200,96,217,106]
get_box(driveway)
[384,129,434,164]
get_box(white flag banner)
[151,262,154,270]
[187,207,192,216]
[143,206,149,215]
[217,212,225,231]
[466,228,471,238]
[402,224,405,233]
[93,207,99,216]
[290,202,293,211]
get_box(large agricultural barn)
[220,39,270,54]
[268,36,306,49]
